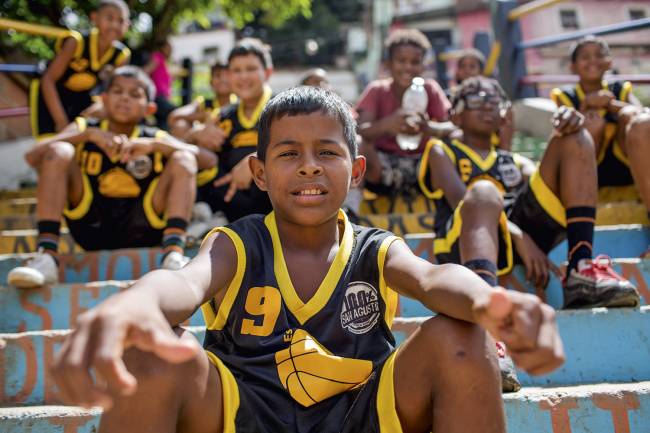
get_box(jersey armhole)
[418,139,451,200]
[200,227,246,331]
[378,235,402,329]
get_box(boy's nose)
[298,158,323,176]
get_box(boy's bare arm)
[168,101,207,138]
[151,134,218,170]
[427,143,466,208]
[24,120,93,167]
[384,240,565,375]
[51,231,237,409]
[40,38,78,131]
[357,109,417,141]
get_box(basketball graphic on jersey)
[340,281,380,335]
[275,329,372,407]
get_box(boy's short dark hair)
[458,48,486,70]
[97,0,129,18]
[106,65,156,101]
[228,38,273,70]
[570,35,610,63]
[211,62,228,75]
[257,86,357,161]
[385,29,431,60]
[450,76,508,112]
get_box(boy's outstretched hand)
[473,289,565,376]
[51,294,201,409]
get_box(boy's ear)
[603,57,613,71]
[90,11,97,24]
[264,68,274,81]
[146,101,158,116]
[249,156,268,192]
[350,155,366,189]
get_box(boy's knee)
[463,180,504,214]
[618,105,642,126]
[419,315,497,371]
[550,129,595,155]
[166,150,198,176]
[628,112,650,142]
[43,141,76,164]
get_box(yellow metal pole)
[508,0,570,22]
[0,17,83,57]
[483,42,501,76]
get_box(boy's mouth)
[291,185,328,196]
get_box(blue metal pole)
[518,17,650,50]
[0,64,41,74]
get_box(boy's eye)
[279,150,298,157]
[320,149,337,156]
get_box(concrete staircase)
[1,188,649,433]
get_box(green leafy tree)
[0,0,312,60]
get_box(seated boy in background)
[31,0,131,138]
[168,61,237,140]
[551,36,650,223]
[8,66,216,289]
[170,38,274,222]
[421,77,639,309]
[51,86,565,433]
[356,29,454,198]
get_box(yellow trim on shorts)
[529,170,566,227]
[611,140,630,167]
[418,139,446,200]
[205,351,240,433]
[63,172,93,220]
[200,227,246,330]
[142,176,166,229]
[377,350,403,433]
[197,166,219,187]
[378,236,400,329]
[433,200,513,275]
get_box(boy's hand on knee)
[473,289,565,376]
[552,106,584,137]
[51,295,201,409]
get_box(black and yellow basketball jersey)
[64,117,167,224]
[195,93,238,119]
[201,210,399,428]
[197,85,272,186]
[419,138,526,232]
[30,28,131,138]
[550,80,632,123]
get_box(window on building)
[560,9,579,30]
[629,9,646,20]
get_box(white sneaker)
[161,251,190,270]
[187,210,229,240]
[192,202,213,222]
[7,251,59,289]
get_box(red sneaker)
[563,255,640,309]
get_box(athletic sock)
[464,259,498,287]
[36,220,60,264]
[162,217,188,258]
[566,206,596,273]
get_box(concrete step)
[0,214,36,231]
[1,383,648,433]
[0,197,36,216]
[0,228,80,255]
[1,228,649,310]
[2,308,648,405]
[0,281,205,333]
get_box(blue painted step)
[2,308,649,406]
[1,382,649,433]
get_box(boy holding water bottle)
[356,29,453,197]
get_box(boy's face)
[570,42,612,82]
[250,112,365,226]
[228,54,270,102]
[102,75,155,124]
[388,44,425,89]
[211,68,232,97]
[92,5,129,42]
[453,83,504,137]
[456,57,482,83]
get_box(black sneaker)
[563,256,640,309]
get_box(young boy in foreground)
[8,66,216,289]
[551,36,650,197]
[421,77,640,309]
[52,86,564,433]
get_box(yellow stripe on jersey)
[89,27,116,71]
[620,81,633,103]
[63,172,93,220]
[231,130,258,148]
[201,227,247,330]
[205,351,240,433]
[377,351,403,433]
[550,88,574,108]
[142,177,166,229]
[265,209,353,325]
[378,236,400,329]
[418,139,446,200]
[115,46,131,66]
[529,170,566,227]
[452,139,497,171]
[29,79,40,138]
[237,85,272,129]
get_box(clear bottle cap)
[412,77,425,86]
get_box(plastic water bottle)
[396,77,428,151]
